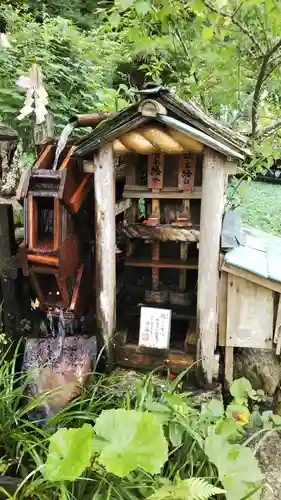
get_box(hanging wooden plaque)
[178,154,196,192]
[148,153,164,189]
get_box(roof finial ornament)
[137,82,169,96]
[142,81,159,90]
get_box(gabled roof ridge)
[74,89,249,158]
[159,92,248,151]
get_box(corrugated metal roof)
[157,115,245,160]
[224,226,281,284]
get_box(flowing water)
[23,308,97,425]
[58,308,66,360]
[52,121,77,170]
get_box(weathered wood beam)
[117,223,200,242]
[221,261,281,293]
[70,112,116,128]
[224,347,234,389]
[274,295,281,349]
[115,198,132,216]
[94,143,116,370]
[218,270,228,347]
[197,147,227,385]
[123,186,202,199]
[115,343,196,372]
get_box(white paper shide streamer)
[17,64,49,125]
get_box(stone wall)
[0,140,24,197]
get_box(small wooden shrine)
[73,85,249,384]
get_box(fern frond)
[185,478,225,499]
[148,477,225,500]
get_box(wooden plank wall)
[226,274,274,349]
[219,269,276,387]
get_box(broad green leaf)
[93,409,168,477]
[201,399,224,419]
[109,10,121,25]
[163,393,192,415]
[148,478,225,500]
[216,0,229,7]
[191,0,205,13]
[135,0,151,15]
[146,400,171,424]
[202,26,213,40]
[261,410,273,423]
[230,378,254,402]
[115,0,134,10]
[205,434,263,500]
[169,422,183,447]
[216,417,243,439]
[45,424,94,482]
[249,410,263,428]
[272,414,281,426]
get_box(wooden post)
[152,241,160,290]
[179,242,188,291]
[94,143,116,370]
[197,147,226,385]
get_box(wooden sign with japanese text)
[139,307,172,349]
[148,153,164,189]
[178,153,196,192]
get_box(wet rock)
[23,335,97,419]
[258,432,281,500]
[0,477,21,499]
[0,196,23,226]
[188,384,223,408]
[234,349,281,396]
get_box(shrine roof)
[74,86,250,160]
[0,124,18,142]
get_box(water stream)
[52,121,77,170]
[58,308,66,360]
[23,308,96,424]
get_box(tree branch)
[264,60,281,80]
[251,38,281,134]
[203,0,264,54]
[256,118,281,138]
[174,28,207,110]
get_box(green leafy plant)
[45,424,94,481]
[148,478,225,500]
[40,376,268,500]
[0,343,276,500]
[93,409,168,477]
[205,434,262,500]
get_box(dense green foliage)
[1,0,281,170]
[0,5,128,147]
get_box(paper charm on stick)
[16,64,49,125]
[0,33,11,48]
